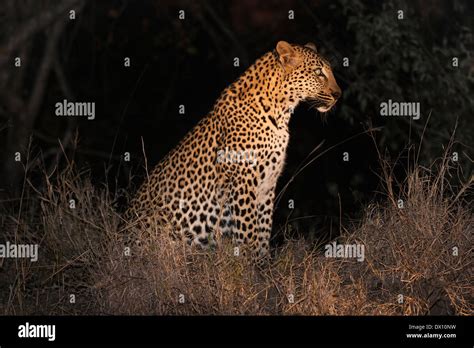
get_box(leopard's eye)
[315,68,322,75]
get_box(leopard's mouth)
[311,99,336,113]
[307,96,337,113]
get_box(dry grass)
[0,145,472,315]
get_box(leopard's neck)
[213,51,303,129]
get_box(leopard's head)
[275,41,341,113]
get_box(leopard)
[124,40,341,265]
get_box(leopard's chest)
[256,127,289,198]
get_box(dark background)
[0,0,472,244]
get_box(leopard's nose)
[330,87,341,100]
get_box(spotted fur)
[124,41,341,264]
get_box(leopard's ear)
[304,42,317,52]
[276,41,302,72]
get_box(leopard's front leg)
[255,189,275,263]
[226,167,271,266]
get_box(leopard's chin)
[316,106,331,112]
[316,102,335,113]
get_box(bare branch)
[22,19,67,130]
[0,0,84,67]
